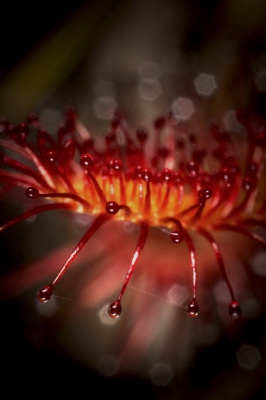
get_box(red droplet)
[80,153,93,169]
[186,160,199,176]
[37,284,53,303]
[242,176,257,192]
[162,168,173,183]
[170,231,184,243]
[229,301,241,319]
[16,122,29,144]
[187,299,199,316]
[141,168,152,182]
[197,188,212,202]
[46,150,58,164]
[107,159,123,172]
[108,300,122,318]
[105,201,120,215]
[173,171,183,186]
[25,187,39,199]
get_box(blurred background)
[1,0,266,398]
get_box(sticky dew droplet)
[229,301,241,319]
[170,231,184,244]
[25,187,39,199]
[37,284,53,303]
[108,300,122,318]
[105,201,120,215]
[187,298,199,317]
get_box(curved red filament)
[26,187,90,209]
[51,213,110,287]
[182,229,199,315]
[108,222,149,318]
[198,228,241,318]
